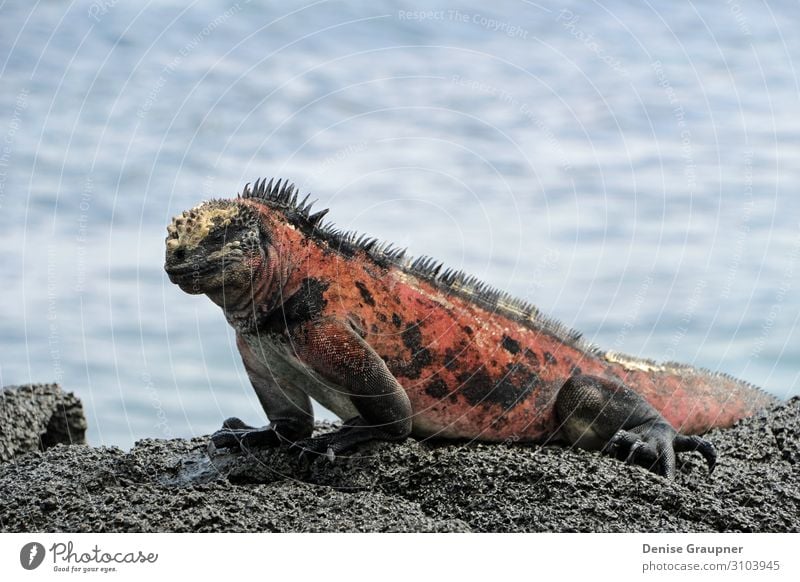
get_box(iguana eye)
[205,227,227,244]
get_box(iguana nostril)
[174,248,186,262]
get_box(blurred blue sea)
[1,0,798,449]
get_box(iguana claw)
[291,417,404,461]
[558,375,721,479]
[209,417,282,451]
[675,434,717,474]
[605,426,717,478]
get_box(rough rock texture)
[0,384,87,463]
[0,385,798,532]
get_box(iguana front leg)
[287,316,413,458]
[210,333,314,450]
[555,374,716,478]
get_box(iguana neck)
[215,236,308,334]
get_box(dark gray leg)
[556,374,716,478]
[210,333,315,452]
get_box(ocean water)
[1,1,798,449]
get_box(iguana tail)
[603,352,778,434]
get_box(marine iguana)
[164,178,776,478]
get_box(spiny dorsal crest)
[235,177,593,352]
[240,177,329,227]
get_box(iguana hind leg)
[555,374,716,478]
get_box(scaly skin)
[164,178,777,478]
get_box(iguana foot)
[209,417,282,451]
[291,417,407,461]
[557,374,717,479]
[604,425,716,478]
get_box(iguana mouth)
[164,261,220,285]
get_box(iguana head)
[165,179,329,317]
[164,200,265,298]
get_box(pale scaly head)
[164,200,264,296]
